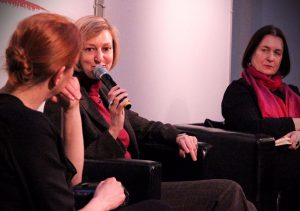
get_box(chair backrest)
[203,118,225,129]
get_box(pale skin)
[250,35,283,77]
[1,65,125,211]
[250,35,300,133]
[282,131,300,150]
[79,30,198,161]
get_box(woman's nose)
[266,52,275,61]
[94,50,103,63]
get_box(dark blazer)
[45,80,179,160]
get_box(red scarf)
[89,81,131,159]
[242,66,300,118]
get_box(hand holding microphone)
[93,65,132,110]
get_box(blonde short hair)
[75,15,120,70]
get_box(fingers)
[49,95,58,103]
[62,77,81,100]
[94,177,126,210]
[283,131,300,150]
[108,86,130,110]
[53,77,81,110]
[176,134,198,161]
[107,86,126,138]
[289,134,300,150]
[178,149,186,158]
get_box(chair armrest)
[175,124,276,209]
[82,159,162,205]
[139,141,211,181]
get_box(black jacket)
[222,78,299,139]
[44,75,179,160]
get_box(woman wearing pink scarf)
[222,25,300,211]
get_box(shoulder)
[224,78,253,96]
[227,78,249,89]
[222,78,257,107]
[288,84,300,95]
[0,94,49,128]
[0,101,61,176]
[0,95,57,146]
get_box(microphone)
[93,65,131,110]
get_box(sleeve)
[13,115,75,211]
[45,97,126,160]
[43,100,62,135]
[221,79,295,139]
[126,109,179,146]
[100,83,180,145]
[81,104,127,160]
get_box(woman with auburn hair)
[0,13,171,211]
[45,15,257,211]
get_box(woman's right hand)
[94,177,126,210]
[85,177,126,211]
[108,85,130,139]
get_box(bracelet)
[177,133,187,137]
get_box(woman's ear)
[49,66,66,89]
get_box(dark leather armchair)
[139,141,212,181]
[74,141,212,209]
[75,137,212,210]
[174,122,277,211]
[74,159,162,209]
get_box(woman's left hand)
[176,134,198,161]
[284,131,300,150]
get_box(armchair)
[139,141,212,181]
[174,123,277,211]
[74,159,162,209]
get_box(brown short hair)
[6,13,82,85]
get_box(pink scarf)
[242,66,300,118]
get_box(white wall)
[105,0,232,124]
[0,0,232,124]
[0,0,94,86]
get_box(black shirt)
[0,94,76,211]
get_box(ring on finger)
[109,100,114,106]
[194,139,198,148]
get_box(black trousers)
[118,199,172,211]
[161,179,256,211]
[274,149,300,211]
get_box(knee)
[221,179,245,196]
[142,199,172,211]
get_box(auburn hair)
[6,13,82,85]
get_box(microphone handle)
[101,73,117,90]
[101,74,132,110]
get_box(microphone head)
[93,65,108,79]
